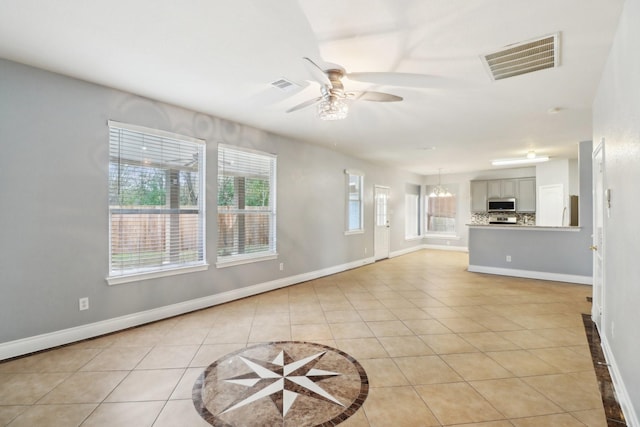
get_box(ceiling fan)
[286,57,403,120]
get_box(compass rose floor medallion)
[193,341,369,426]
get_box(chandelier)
[429,169,452,197]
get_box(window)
[217,144,276,266]
[345,170,363,233]
[425,184,457,235]
[108,121,206,284]
[405,184,421,239]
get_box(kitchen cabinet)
[502,180,517,198]
[471,178,535,213]
[470,180,488,212]
[488,179,516,198]
[487,180,501,199]
[516,178,536,212]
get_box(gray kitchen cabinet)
[487,179,516,198]
[472,178,535,213]
[470,180,488,212]
[516,178,536,212]
[487,180,502,199]
[501,179,517,198]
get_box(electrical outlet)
[506,255,512,262]
[364,247,367,254]
[279,263,284,271]
[79,297,89,311]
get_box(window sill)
[216,253,278,268]
[344,230,364,236]
[107,263,209,286]
[423,234,460,240]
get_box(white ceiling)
[0,0,625,175]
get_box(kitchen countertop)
[466,224,581,231]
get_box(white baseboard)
[423,244,469,253]
[0,257,375,361]
[390,244,468,258]
[467,265,592,285]
[601,333,639,427]
[389,245,426,258]
[0,254,595,361]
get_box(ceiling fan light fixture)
[317,98,348,120]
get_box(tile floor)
[0,250,608,426]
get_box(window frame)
[345,169,364,235]
[424,183,459,238]
[106,120,207,285]
[216,143,277,268]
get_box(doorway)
[537,184,565,226]
[374,186,390,260]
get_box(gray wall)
[593,0,640,421]
[468,228,591,277]
[0,58,424,345]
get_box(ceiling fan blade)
[352,91,403,102]
[302,57,331,86]
[285,96,322,113]
[347,72,455,89]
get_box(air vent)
[483,33,559,81]
[270,77,301,92]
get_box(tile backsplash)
[470,212,536,225]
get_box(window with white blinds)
[345,170,363,234]
[425,184,458,235]
[107,121,206,284]
[217,144,276,266]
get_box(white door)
[374,186,390,260]
[537,184,565,226]
[592,141,605,329]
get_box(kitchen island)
[467,224,592,284]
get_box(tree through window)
[107,121,206,283]
[217,144,276,265]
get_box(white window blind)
[217,144,276,264]
[346,171,363,233]
[108,121,206,282]
[425,184,458,235]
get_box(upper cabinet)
[487,180,502,199]
[516,178,536,212]
[470,178,535,212]
[470,180,488,213]
[488,179,516,198]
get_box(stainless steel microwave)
[487,198,516,212]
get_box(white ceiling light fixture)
[492,151,549,166]
[429,169,452,197]
[317,98,348,120]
